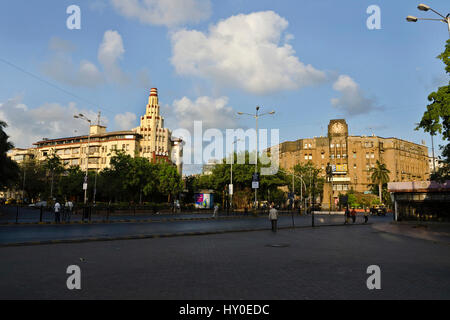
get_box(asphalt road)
[0,221,448,299]
[0,214,391,245]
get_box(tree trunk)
[379,183,382,203]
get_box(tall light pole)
[74,114,92,204]
[406,4,450,37]
[237,107,275,210]
[229,138,242,213]
[407,4,449,176]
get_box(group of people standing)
[345,207,369,224]
[53,200,74,223]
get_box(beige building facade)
[7,88,182,174]
[275,119,430,209]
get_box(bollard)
[39,206,43,222]
[88,206,92,222]
[106,206,110,221]
[16,205,19,223]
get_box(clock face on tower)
[331,122,345,134]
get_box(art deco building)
[7,88,182,175]
[274,119,430,209]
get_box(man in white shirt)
[269,203,278,233]
[54,201,61,223]
[64,200,73,222]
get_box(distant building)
[7,88,183,175]
[272,119,430,209]
[202,159,220,175]
[428,156,444,175]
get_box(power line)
[0,57,115,115]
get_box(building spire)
[148,88,159,106]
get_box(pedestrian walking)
[54,200,61,223]
[213,204,219,219]
[269,204,278,233]
[345,207,350,224]
[64,199,73,222]
[351,208,357,224]
[364,209,369,224]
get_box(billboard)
[194,193,214,209]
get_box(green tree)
[292,161,325,203]
[58,166,85,202]
[43,153,64,200]
[157,162,183,203]
[17,158,46,202]
[369,160,390,203]
[0,120,19,189]
[416,39,450,181]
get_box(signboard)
[229,184,233,195]
[331,177,351,182]
[83,183,88,190]
[332,164,348,174]
[252,173,260,189]
[194,193,214,209]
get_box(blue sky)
[0,0,448,172]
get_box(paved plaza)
[0,222,449,300]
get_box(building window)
[321,153,325,159]
[308,154,312,160]
[304,143,308,149]
[336,143,340,148]
[304,155,308,160]
[353,152,356,159]
[366,153,370,159]
[330,144,334,148]
[371,153,375,159]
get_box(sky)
[0,0,448,174]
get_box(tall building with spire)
[134,88,172,163]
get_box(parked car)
[370,205,387,216]
[5,198,16,205]
[29,201,47,208]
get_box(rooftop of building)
[33,129,142,146]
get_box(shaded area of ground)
[0,214,390,245]
[0,222,448,299]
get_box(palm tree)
[369,160,390,203]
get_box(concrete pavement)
[0,222,448,299]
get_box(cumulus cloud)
[114,112,137,130]
[98,30,129,84]
[43,38,104,87]
[43,31,131,87]
[110,0,211,27]
[331,75,380,116]
[170,11,327,94]
[171,96,238,130]
[0,96,105,148]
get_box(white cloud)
[98,30,129,84]
[114,112,137,130]
[43,38,104,87]
[110,0,211,27]
[171,96,238,130]
[43,31,132,87]
[331,75,380,116]
[0,96,105,148]
[170,11,327,94]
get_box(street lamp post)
[237,107,275,212]
[407,4,449,176]
[406,3,450,37]
[74,114,92,205]
[229,139,242,214]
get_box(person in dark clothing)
[351,208,357,223]
[345,207,350,224]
